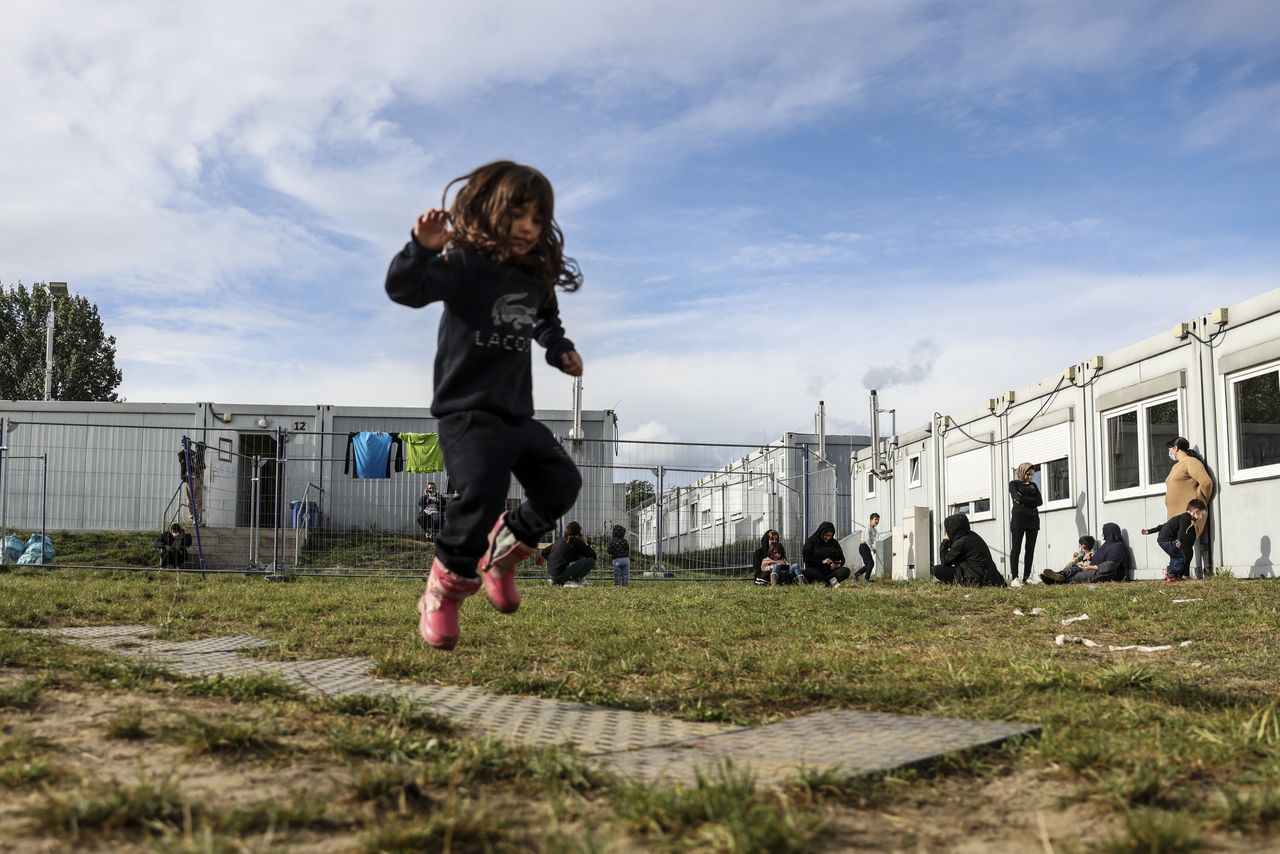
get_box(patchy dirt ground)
[0,677,362,852]
[0,671,1121,854]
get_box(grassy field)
[1,568,1278,851]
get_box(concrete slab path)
[30,625,1039,785]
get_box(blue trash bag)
[2,533,24,563]
[16,534,55,565]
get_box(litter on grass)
[1013,607,1046,617]
[1172,598,1204,604]
[1055,635,1194,653]
[1056,634,1100,648]
[1061,613,1089,626]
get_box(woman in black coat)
[1009,462,1043,587]
[801,521,851,588]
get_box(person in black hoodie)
[801,521,850,588]
[1008,462,1043,587]
[606,524,630,586]
[752,529,799,585]
[932,514,1006,587]
[386,161,585,649]
[542,521,596,587]
[1041,523,1129,584]
[157,523,190,569]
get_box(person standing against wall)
[1008,462,1043,588]
[1163,437,1214,577]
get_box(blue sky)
[3,1,1278,443]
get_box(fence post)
[802,444,811,540]
[654,465,664,574]
[674,486,681,566]
[720,483,726,569]
[270,426,286,579]
[183,435,207,577]
[0,417,7,565]
[250,454,260,569]
[40,453,48,565]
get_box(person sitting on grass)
[157,523,190,568]
[801,521,851,588]
[931,513,1006,587]
[753,529,800,586]
[760,543,799,587]
[1142,499,1207,583]
[1041,524,1129,584]
[542,521,596,588]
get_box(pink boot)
[476,513,537,614]
[417,559,481,650]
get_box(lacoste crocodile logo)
[492,294,537,330]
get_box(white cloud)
[1,0,1277,450]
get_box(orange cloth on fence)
[1164,455,1213,537]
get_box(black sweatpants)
[802,564,851,586]
[436,411,582,577]
[1010,527,1038,582]
[856,543,875,579]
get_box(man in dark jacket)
[931,514,1006,587]
[542,521,596,587]
[801,521,851,587]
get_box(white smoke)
[862,339,941,390]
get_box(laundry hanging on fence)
[400,432,445,473]
[344,432,405,479]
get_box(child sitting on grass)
[760,543,798,586]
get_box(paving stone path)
[31,626,1039,785]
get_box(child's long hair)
[444,161,582,296]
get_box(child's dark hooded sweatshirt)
[1143,513,1196,544]
[386,241,575,418]
[385,239,581,575]
[607,525,630,560]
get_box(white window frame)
[945,446,994,522]
[865,469,876,499]
[1101,391,1182,501]
[908,454,922,488]
[948,498,992,518]
[1226,359,1280,483]
[1009,421,1074,512]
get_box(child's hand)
[1140,529,1148,535]
[413,208,450,250]
[559,350,583,377]
[1174,539,1181,549]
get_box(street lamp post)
[43,282,68,401]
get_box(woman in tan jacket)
[1163,437,1214,570]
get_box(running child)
[855,512,879,581]
[386,161,584,649]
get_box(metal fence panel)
[0,421,850,581]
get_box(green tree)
[624,479,655,511]
[0,281,122,401]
